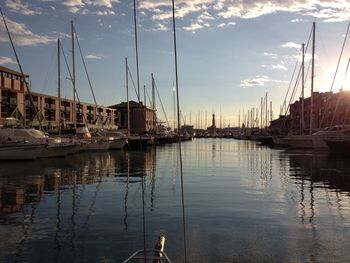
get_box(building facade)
[110,101,156,134]
[0,66,118,129]
[271,91,350,132]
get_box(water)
[1,139,350,262]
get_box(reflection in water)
[1,141,350,262]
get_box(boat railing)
[122,249,171,263]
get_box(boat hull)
[0,143,46,160]
[284,135,314,149]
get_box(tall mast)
[301,43,305,135]
[133,0,140,101]
[58,38,61,136]
[126,58,130,137]
[71,21,76,129]
[143,85,146,106]
[260,97,263,128]
[265,92,268,128]
[151,73,156,129]
[310,22,315,134]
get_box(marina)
[1,0,350,262]
[1,139,350,262]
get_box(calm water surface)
[1,139,350,262]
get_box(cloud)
[62,0,119,15]
[217,21,236,28]
[240,75,270,88]
[216,1,350,22]
[263,52,278,59]
[139,0,350,27]
[85,54,103,59]
[281,41,301,49]
[262,64,288,71]
[0,17,55,46]
[183,23,204,32]
[147,23,168,32]
[240,75,288,88]
[0,56,16,65]
[5,0,42,15]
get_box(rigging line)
[331,56,350,126]
[319,20,350,128]
[145,86,152,105]
[60,44,90,127]
[73,26,98,107]
[41,42,57,95]
[339,57,350,125]
[0,8,42,130]
[281,51,301,116]
[127,65,140,102]
[280,27,312,116]
[172,0,187,262]
[154,80,170,127]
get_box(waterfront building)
[271,91,350,131]
[110,100,156,134]
[0,66,118,130]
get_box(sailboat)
[284,23,316,149]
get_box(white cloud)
[0,17,55,46]
[62,0,119,15]
[183,23,203,31]
[281,41,301,49]
[139,0,350,26]
[0,56,16,65]
[5,0,42,15]
[240,75,288,88]
[263,52,278,59]
[268,64,288,70]
[85,54,103,59]
[217,21,236,28]
[240,75,270,88]
[148,23,168,32]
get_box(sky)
[1,0,350,129]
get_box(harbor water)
[1,138,350,262]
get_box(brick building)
[0,66,118,129]
[271,91,350,132]
[110,101,156,134]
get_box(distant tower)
[209,114,217,137]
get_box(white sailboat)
[284,24,315,149]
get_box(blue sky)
[1,0,350,128]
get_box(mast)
[71,21,76,129]
[58,38,61,136]
[260,97,263,128]
[301,43,305,135]
[265,92,268,128]
[133,0,140,101]
[151,73,156,129]
[143,85,146,106]
[126,58,130,137]
[310,22,315,134]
